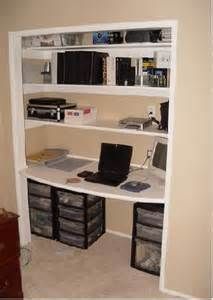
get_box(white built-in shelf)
[25,118,168,138]
[23,83,170,97]
[20,158,165,204]
[22,43,171,60]
[23,42,171,53]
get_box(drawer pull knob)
[0,279,9,292]
[0,243,5,252]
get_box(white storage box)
[64,106,97,125]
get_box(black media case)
[130,202,164,276]
[27,179,105,249]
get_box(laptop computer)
[85,143,133,186]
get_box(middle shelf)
[23,83,170,98]
[25,118,168,138]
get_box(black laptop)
[85,143,133,186]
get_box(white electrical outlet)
[147,105,155,118]
[154,51,171,68]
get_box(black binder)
[57,53,66,84]
[57,51,108,85]
[116,57,135,86]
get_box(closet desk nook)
[9,19,177,294]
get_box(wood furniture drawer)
[0,217,20,265]
[0,257,23,298]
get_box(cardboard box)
[64,106,97,125]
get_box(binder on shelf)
[116,57,135,86]
[57,52,66,84]
[57,51,108,85]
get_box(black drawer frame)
[130,202,164,276]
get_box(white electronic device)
[119,117,152,131]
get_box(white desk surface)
[21,158,165,204]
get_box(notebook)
[85,143,133,186]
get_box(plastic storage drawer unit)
[57,189,105,249]
[27,180,105,248]
[131,202,164,276]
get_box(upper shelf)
[23,83,170,97]
[23,42,171,52]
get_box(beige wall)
[0,0,211,298]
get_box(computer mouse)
[120,181,151,192]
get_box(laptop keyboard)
[85,172,126,187]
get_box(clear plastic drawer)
[31,223,53,238]
[136,223,162,244]
[29,194,52,212]
[30,208,53,238]
[59,225,102,248]
[57,191,101,208]
[28,181,51,198]
[134,239,161,275]
[59,214,103,235]
[58,201,103,222]
[137,208,164,228]
[57,191,85,208]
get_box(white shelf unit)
[9,21,177,296]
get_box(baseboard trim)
[106,229,131,239]
[106,231,196,299]
[160,286,197,299]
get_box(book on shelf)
[116,57,135,86]
[106,56,116,85]
[142,57,170,87]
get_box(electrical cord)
[20,246,32,267]
[128,149,152,174]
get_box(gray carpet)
[22,233,170,298]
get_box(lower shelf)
[25,118,168,138]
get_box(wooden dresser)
[0,212,23,299]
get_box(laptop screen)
[98,143,133,177]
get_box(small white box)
[64,106,97,125]
[154,51,171,69]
